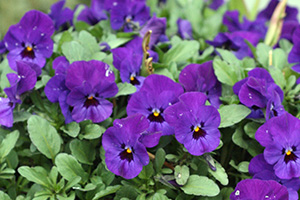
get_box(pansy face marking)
[284,147,298,163]
[148,108,164,123]
[119,144,134,162]
[192,123,206,140]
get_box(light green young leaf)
[182,175,220,196]
[82,124,105,140]
[70,139,95,165]
[55,153,88,183]
[0,130,19,162]
[60,122,80,138]
[92,185,122,200]
[174,165,190,185]
[18,166,52,189]
[27,116,61,160]
[0,191,12,200]
[163,40,199,64]
[219,105,251,128]
[115,83,137,97]
[208,161,228,186]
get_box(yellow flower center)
[126,18,131,23]
[88,96,94,100]
[286,150,292,156]
[130,76,135,81]
[26,46,33,52]
[153,111,160,117]
[126,148,132,154]
[194,126,200,132]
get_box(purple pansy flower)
[0,61,40,127]
[257,0,298,22]
[65,60,118,123]
[288,27,300,73]
[110,0,150,32]
[3,10,54,70]
[255,113,300,179]
[206,31,261,59]
[249,154,300,200]
[77,0,107,25]
[177,18,193,40]
[205,0,224,10]
[4,61,41,104]
[223,10,267,39]
[112,40,144,89]
[179,61,222,108]
[112,37,159,90]
[233,68,285,119]
[165,92,221,156]
[44,56,72,123]
[230,179,289,200]
[0,98,15,127]
[0,40,7,54]
[140,15,166,48]
[49,0,73,30]
[127,74,184,147]
[102,114,149,179]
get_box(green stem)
[250,0,261,20]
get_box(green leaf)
[55,153,88,183]
[244,122,260,139]
[13,111,31,123]
[64,176,81,191]
[62,41,87,63]
[18,166,52,189]
[0,191,12,200]
[78,30,100,55]
[208,161,228,186]
[27,116,61,160]
[237,161,249,173]
[163,40,199,64]
[219,105,251,128]
[268,65,286,89]
[216,49,240,66]
[115,83,137,98]
[213,59,240,86]
[106,35,132,49]
[154,148,166,172]
[228,0,249,18]
[0,130,19,162]
[70,139,96,165]
[57,31,73,53]
[256,43,272,67]
[182,175,220,196]
[138,162,154,180]
[92,185,122,200]
[60,122,80,138]
[82,124,105,140]
[174,165,190,185]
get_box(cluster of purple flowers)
[103,73,222,178]
[45,59,118,123]
[1,0,300,198]
[208,0,299,59]
[233,68,285,120]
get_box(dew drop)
[179,113,183,117]
[235,190,240,196]
[168,102,172,106]
[15,43,18,46]
[33,26,37,30]
[46,46,49,49]
[5,42,8,47]
[105,69,112,77]
[41,33,45,36]
[265,195,269,199]
[113,2,118,6]
[19,25,22,29]
[248,93,253,99]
